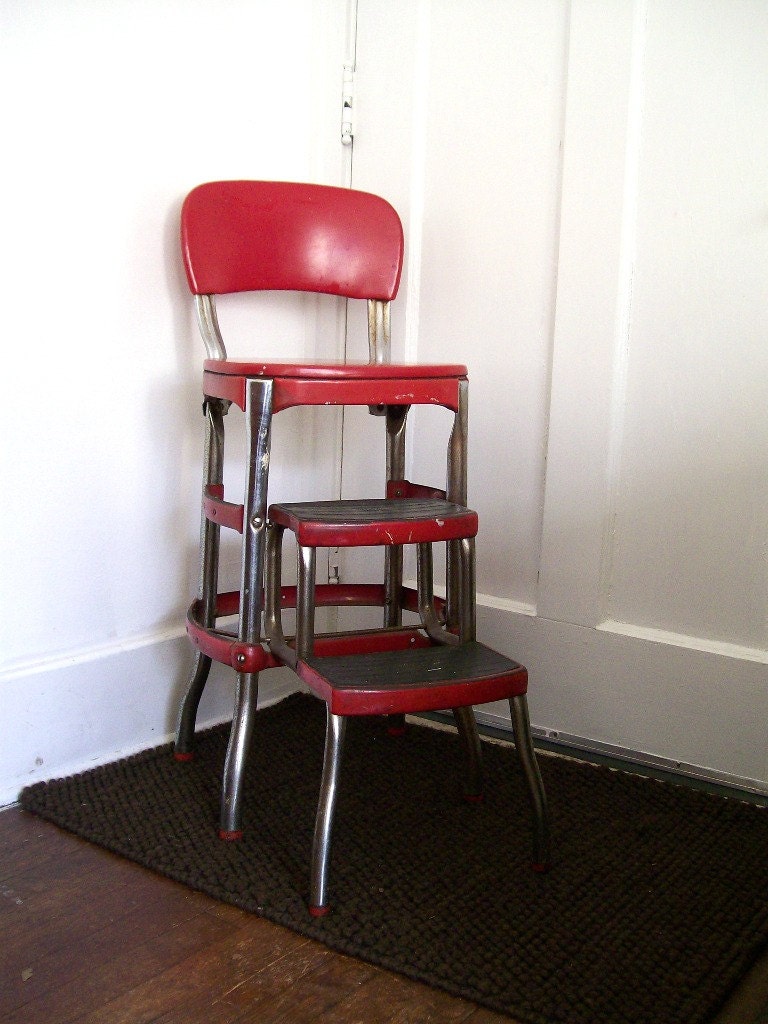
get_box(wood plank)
[69,921,318,1024]
[0,810,87,876]
[318,967,480,1024]
[254,952,380,1024]
[0,847,208,970]
[0,880,211,1016]
[0,906,235,1024]
[147,937,335,1024]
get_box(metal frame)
[174,396,225,758]
[175,286,550,912]
[275,485,487,913]
[218,377,274,837]
[509,694,551,870]
[367,298,390,364]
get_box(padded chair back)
[181,181,404,301]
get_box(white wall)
[3,0,766,804]
[0,0,350,805]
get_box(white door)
[343,0,768,792]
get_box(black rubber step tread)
[269,498,474,524]
[303,641,523,692]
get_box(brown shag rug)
[20,693,768,1024]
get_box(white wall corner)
[0,631,298,808]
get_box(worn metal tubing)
[296,544,317,660]
[219,377,273,836]
[451,528,482,798]
[509,694,551,868]
[445,380,469,632]
[384,404,408,628]
[264,523,297,666]
[452,705,484,798]
[196,294,228,360]
[200,399,226,625]
[263,523,283,644]
[174,650,212,755]
[220,671,259,836]
[310,710,347,912]
[237,378,273,645]
[417,542,458,646]
[447,388,469,607]
[367,299,391,364]
[446,378,469,506]
[458,536,477,643]
[175,396,226,754]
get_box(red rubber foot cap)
[387,726,407,737]
[463,792,484,804]
[309,904,331,918]
[532,862,551,874]
[174,751,194,762]
[218,829,244,842]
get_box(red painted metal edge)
[399,586,443,616]
[278,584,387,609]
[186,600,279,673]
[203,485,244,533]
[189,587,388,628]
[295,660,528,717]
[271,376,462,413]
[203,370,464,414]
[214,591,240,617]
[185,591,432,669]
[275,511,478,548]
[308,904,331,917]
[203,370,246,410]
[264,628,432,666]
[202,359,467,380]
[311,628,431,658]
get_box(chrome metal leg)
[417,542,453,646]
[509,694,551,870]
[384,404,408,629]
[445,380,469,632]
[219,378,274,838]
[219,671,259,838]
[453,705,484,800]
[175,398,225,757]
[174,651,212,758]
[264,523,296,666]
[309,710,347,916]
[296,544,317,660]
[457,535,476,643]
[383,406,408,736]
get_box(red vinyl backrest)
[180,181,404,301]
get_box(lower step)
[297,640,529,716]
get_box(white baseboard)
[0,629,298,808]
[476,604,768,792]
[598,619,768,665]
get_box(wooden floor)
[2,805,768,1024]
